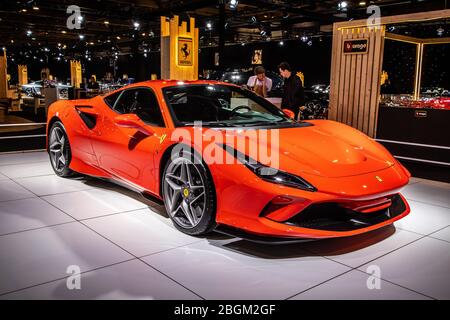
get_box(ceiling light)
[437,27,444,36]
[104,20,109,25]
[26,30,32,36]
[116,36,121,40]
[133,21,140,29]
[359,1,366,5]
[338,1,348,10]
[32,6,39,10]
[61,30,67,34]
[229,0,238,9]
[206,22,212,30]
[77,15,83,22]
[21,9,27,13]
[79,34,85,40]
[279,41,284,46]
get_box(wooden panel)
[0,51,7,99]
[161,15,199,81]
[18,65,28,85]
[357,28,369,131]
[70,60,82,88]
[352,31,363,127]
[329,25,385,137]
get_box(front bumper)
[211,162,410,239]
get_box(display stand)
[70,60,82,88]
[328,9,450,138]
[18,65,28,85]
[160,15,199,80]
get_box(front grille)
[284,194,406,231]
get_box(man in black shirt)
[278,62,305,120]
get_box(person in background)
[246,66,272,98]
[278,62,304,120]
[87,76,99,90]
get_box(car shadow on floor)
[72,175,397,259]
[207,225,396,259]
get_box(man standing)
[247,66,272,98]
[278,62,304,120]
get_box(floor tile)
[394,200,450,235]
[402,180,450,208]
[299,226,421,268]
[142,240,350,299]
[291,269,430,300]
[0,222,132,295]
[0,198,74,235]
[14,175,95,196]
[359,237,450,299]
[83,209,201,257]
[0,151,48,166]
[0,161,54,179]
[1,260,199,300]
[0,179,35,202]
[43,188,148,220]
[429,226,450,242]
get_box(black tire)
[48,121,76,177]
[162,147,216,236]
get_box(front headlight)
[221,144,317,192]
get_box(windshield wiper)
[183,121,238,127]
[240,119,289,127]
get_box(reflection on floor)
[0,151,449,300]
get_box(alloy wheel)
[163,158,206,229]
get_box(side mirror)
[114,114,153,136]
[282,109,295,119]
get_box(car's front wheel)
[162,148,216,236]
[48,121,75,177]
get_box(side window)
[131,89,165,127]
[112,90,136,114]
[104,91,122,109]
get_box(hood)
[216,120,395,179]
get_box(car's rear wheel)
[162,148,216,235]
[48,121,75,177]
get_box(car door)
[90,87,167,192]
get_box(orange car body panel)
[47,80,411,239]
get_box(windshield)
[163,84,294,127]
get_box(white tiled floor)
[0,151,449,300]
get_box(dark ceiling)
[0,0,448,60]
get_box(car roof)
[123,79,240,90]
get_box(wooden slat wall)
[0,50,7,99]
[328,26,385,138]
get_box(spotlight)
[79,34,85,40]
[26,30,32,36]
[437,27,444,36]
[359,1,366,6]
[61,30,67,34]
[104,20,110,25]
[206,22,212,30]
[338,1,348,10]
[77,15,83,22]
[133,21,140,29]
[229,0,238,9]
[301,35,308,42]
[32,6,39,10]
[279,41,284,46]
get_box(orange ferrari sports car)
[46,80,411,241]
